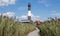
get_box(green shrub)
[0,16,36,36]
[38,18,60,36]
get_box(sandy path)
[27,27,40,36]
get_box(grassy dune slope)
[38,18,60,36]
[0,16,36,36]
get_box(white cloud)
[18,6,26,11]
[16,14,41,21]
[7,12,15,17]
[0,0,16,6]
[38,0,45,3]
[51,11,57,13]
[38,0,50,7]
[44,4,49,7]
[51,13,60,16]
[3,12,15,17]
[16,15,27,19]
[0,13,1,16]
[51,11,60,16]
[3,13,7,16]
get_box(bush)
[38,18,60,36]
[0,16,36,36]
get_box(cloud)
[2,12,15,17]
[51,11,60,16]
[51,11,57,13]
[0,0,16,6]
[38,0,50,7]
[16,14,40,19]
[18,6,26,11]
[16,14,41,21]
[38,0,45,3]
[51,13,60,16]
[44,4,49,7]
[16,15,27,19]
[0,13,1,16]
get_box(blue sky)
[0,0,60,21]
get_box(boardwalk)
[27,27,40,36]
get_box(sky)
[0,0,60,21]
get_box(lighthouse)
[28,2,32,21]
[20,2,33,23]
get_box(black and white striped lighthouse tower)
[28,2,32,21]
